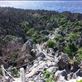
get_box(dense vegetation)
[0,7,82,67]
[77,80,82,82]
[43,69,54,82]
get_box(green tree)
[47,40,56,48]
[64,42,78,58]
[20,21,31,33]
[76,48,82,63]
[43,69,55,82]
[67,32,80,41]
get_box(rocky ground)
[1,28,82,82]
[25,43,58,82]
[0,7,82,82]
[25,43,82,82]
[11,42,82,82]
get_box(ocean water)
[41,1,82,13]
[1,1,82,13]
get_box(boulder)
[73,69,82,78]
[79,61,82,69]
[17,40,36,67]
[35,79,45,82]
[47,67,57,73]
[70,61,79,72]
[55,69,67,82]
[58,53,69,70]
[0,35,35,68]
[37,52,45,61]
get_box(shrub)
[26,28,35,36]
[43,69,55,82]
[11,67,20,77]
[77,80,82,82]
[67,32,80,41]
[35,36,48,43]
[20,21,31,32]
[64,43,78,58]
[32,31,40,43]
[59,17,68,26]
[54,34,65,43]
[47,40,56,48]
[76,48,82,63]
